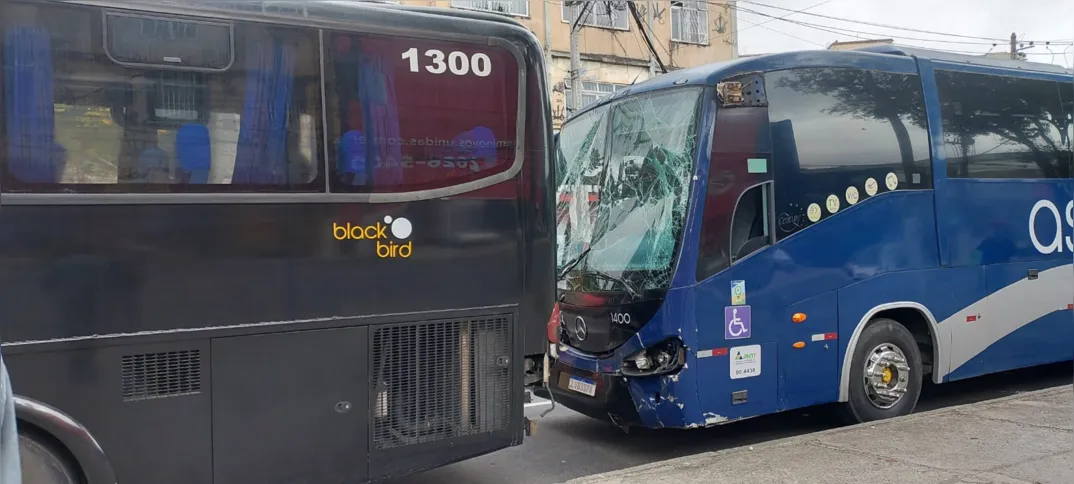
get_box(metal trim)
[1,303,520,349]
[318,28,331,193]
[837,301,944,403]
[14,396,117,484]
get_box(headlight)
[621,338,685,377]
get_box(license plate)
[566,375,596,397]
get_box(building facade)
[398,1,739,128]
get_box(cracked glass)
[556,87,703,293]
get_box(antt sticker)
[730,344,761,379]
[724,305,751,340]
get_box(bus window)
[0,3,324,192]
[935,70,1071,180]
[766,67,931,240]
[729,182,773,263]
[323,31,520,194]
[696,105,771,281]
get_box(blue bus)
[548,45,1073,430]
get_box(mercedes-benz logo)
[573,316,588,341]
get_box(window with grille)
[451,0,529,17]
[567,81,629,109]
[671,0,709,44]
[561,0,629,31]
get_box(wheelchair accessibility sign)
[724,305,751,340]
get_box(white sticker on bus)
[825,194,840,214]
[807,203,822,222]
[730,345,761,380]
[885,172,899,191]
[865,177,878,196]
[845,186,859,206]
[1029,199,1074,254]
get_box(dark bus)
[0,1,553,483]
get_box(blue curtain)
[176,123,211,183]
[355,40,402,187]
[447,125,497,170]
[232,39,296,185]
[4,25,61,183]
[338,129,367,184]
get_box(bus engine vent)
[371,316,512,450]
[121,349,203,402]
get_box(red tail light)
[546,302,561,344]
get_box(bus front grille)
[370,315,512,450]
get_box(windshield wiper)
[557,246,592,280]
[588,268,642,301]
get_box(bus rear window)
[324,32,521,194]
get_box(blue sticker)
[731,280,746,305]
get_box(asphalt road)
[385,362,1073,484]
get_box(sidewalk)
[565,385,1073,484]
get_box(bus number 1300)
[402,47,492,77]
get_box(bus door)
[692,77,785,419]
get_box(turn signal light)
[792,341,806,349]
[547,303,561,344]
[792,312,807,323]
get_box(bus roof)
[565,43,1073,123]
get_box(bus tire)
[19,428,82,484]
[841,317,923,424]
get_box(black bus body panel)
[0,1,555,483]
[1,202,528,484]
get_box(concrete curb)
[563,385,1073,484]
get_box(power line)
[736,0,830,35]
[730,3,1073,52]
[732,4,1073,47]
[735,12,827,48]
[734,0,1011,42]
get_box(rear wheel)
[841,318,923,424]
[19,430,81,484]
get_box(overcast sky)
[734,0,1074,68]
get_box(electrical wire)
[627,1,667,72]
[734,0,1014,42]
[735,12,827,48]
[732,3,1073,47]
[735,0,830,35]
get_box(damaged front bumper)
[548,357,643,429]
[548,344,698,430]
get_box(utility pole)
[646,0,657,77]
[568,1,585,114]
[1009,32,1017,60]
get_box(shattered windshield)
[556,87,703,293]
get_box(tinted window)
[766,68,931,240]
[696,105,772,281]
[324,32,520,194]
[935,70,1072,179]
[0,3,323,192]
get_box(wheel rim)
[862,342,911,410]
[20,435,78,484]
